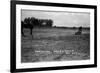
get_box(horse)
[75,31,82,35]
[75,27,82,35]
[21,21,34,37]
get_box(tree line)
[21,17,53,27]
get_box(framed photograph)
[10,1,97,72]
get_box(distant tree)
[45,19,53,27]
[30,17,35,26]
[21,17,53,36]
[48,19,53,27]
[24,17,31,25]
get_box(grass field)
[21,28,90,63]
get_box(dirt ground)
[21,28,90,63]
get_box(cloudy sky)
[21,10,90,27]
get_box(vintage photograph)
[21,10,90,63]
[11,1,97,72]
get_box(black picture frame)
[10,0,97,73]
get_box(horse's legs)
[30,28,33,39]
[21,28,24,36]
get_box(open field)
[21,28,90,63]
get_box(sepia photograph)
[21,10,90,63]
